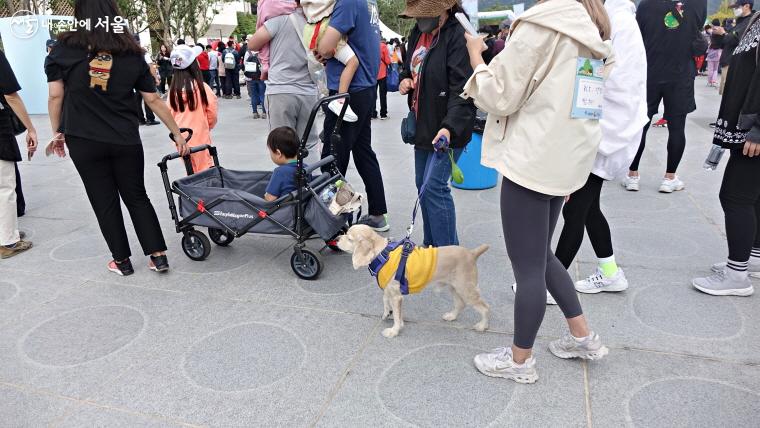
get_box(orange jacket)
[167,82,218,173]
[377,42,390,80]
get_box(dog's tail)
[471,244,489,259]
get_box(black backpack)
[244,52,262,79]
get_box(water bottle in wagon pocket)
[319,180,343,204]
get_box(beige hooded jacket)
[462,0,613,196]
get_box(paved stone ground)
[2,79,759,427]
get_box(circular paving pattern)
[183,323,305,392]
[49,234,111,262]
[377,344,513,427]
[22,306,144,366]
[613,226,700,259]
[0,281,19,302]
[632,285,742,339]
[628,378,760,426]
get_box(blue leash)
[370,136,450,295]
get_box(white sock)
[750,248,760,260]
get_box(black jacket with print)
[400,17,475,151]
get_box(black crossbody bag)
[0,98,27,136]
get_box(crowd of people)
[1,0,759,385]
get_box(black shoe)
[139,119,147,125]
[146,120,160,126]
[149,255,170,273]
[709,122,717,128]
[108,258,135,276]
[235,95,241,99]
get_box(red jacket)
[197,51,210,71]
[377,42,390,80]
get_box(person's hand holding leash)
[399,78,415,95]
[45,133,67,158]
[432,128,451,151]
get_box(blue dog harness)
[367,136,451,295]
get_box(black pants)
[201,70,211,86]
[159,73,171,94]
[14,162,24,216]
[501,178,583,349]
[321,87,387,215]
[67,137,167,261]
[373,77,387,118]
[224,69,240,96]
[720,151,760,262]
[135,93,155,122]
[630,114,686,173]
[555,174,614,268]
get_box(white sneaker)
[575,268,629,294]
[328,99,358,122]
[622,175,640,191]
[473,346,538,384]
[711,260,760,279]
[549,332,609,360]
[659,176,685,193]
[511,283,557,305]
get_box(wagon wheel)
[209,228,235,247]
[182,230,211,261]
[291,248,323,280]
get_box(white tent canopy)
[379,20,402,41]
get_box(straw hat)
[400,0,458,18]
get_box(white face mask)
[734,7,745,17]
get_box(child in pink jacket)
[167,45,218,173]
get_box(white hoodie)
[594,0,649,180]
[463,0,613,196]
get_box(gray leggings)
[500,178,583,349]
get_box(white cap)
[170,45,203,70]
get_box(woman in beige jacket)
[462,0,613,384]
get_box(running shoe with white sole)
[356,214,390,232]
[692,271,754,296]
[659,176,685,193]
[473,346,538,384]
[575,269,629,294]
[622,175,640,191]
[711,260,760,279]
[108,259,135,276]
[511,282,557,305]
[328,99,358,122]
[549,332,609,360]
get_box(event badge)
[571,57,604,120]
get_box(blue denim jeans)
[414,148,463,247]
[247,80,266,113]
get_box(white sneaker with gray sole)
[473,346,538,384]
[549,332,609,360]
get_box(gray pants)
[266,92,319,151]
[500,178,583,349]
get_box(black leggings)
[555,174,614,268]
[500,178,583,349]
[629,114,686,173]
[720,151,760,262]
[67,137,167,261]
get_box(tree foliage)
[709,0,735,25]
[378,0,414,38]
[232,10,256,40]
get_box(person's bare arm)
[47,80,64,135]
[248,27,272,52]
[141,91,189,156]
[5,91,38,156]
[317,27,343,59]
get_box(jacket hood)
[515,0,611,59]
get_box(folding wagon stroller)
[157,94,357,280]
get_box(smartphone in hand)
[455,12,488,50]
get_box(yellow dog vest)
[376,246,438,294]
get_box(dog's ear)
[352,239,376,269]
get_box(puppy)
[337,225,490,338]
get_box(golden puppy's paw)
[442,312,458,321]
[473,321,489,332]
[382,328,399,338]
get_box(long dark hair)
[57,0,142,55]
[169,61,209,113]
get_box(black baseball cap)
[729,0,753,8]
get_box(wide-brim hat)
[400,0,458,18]
[170,45,203,70]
